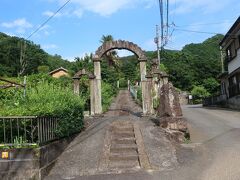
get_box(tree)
[100,35,118,67]
[203,77,220,95]
[37,65,50,73]
[191,85,210,103]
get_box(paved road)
[181,105,240,179]
[182,104,240,143]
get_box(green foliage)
[159,63,168,72]
[37,65,50,73]
[102,81,118,112]
[202,77,220,95]
[0,79,84,137]
[191,85,210,104]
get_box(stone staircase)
[109,122,140,169]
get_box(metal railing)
[129,85,138,100]
[0,116,59,146]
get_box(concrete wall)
[227,95,240,110]
[0,135,76,180]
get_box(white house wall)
[228,49,240,74]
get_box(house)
[49,67,69,78]
[218,16,240,109]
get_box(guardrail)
[129,85,138,100]
[0,116,59,146]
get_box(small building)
[218,16,240,109]
[49,67,69,78]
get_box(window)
[226,42,237,62]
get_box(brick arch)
[95,40,147,59]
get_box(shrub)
[102,81,118,112]
[0,82,84,137]
[191,85,210,104]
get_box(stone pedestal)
[93,57,102,115]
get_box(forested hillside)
[123,34,224,95]
[0,32,72,76]
[0,32,224,95]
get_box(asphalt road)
[182,104,240,143]
[181,105,240,180]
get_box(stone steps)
[108,121,141,170]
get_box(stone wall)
[227,95,240,110]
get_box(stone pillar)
[145,74,154,115]
[73,78,80,95]
[93,56,102,115]
[89,75,95,116]
[141,80,147,115]
[139,58,147,81]
[139,58,147,115]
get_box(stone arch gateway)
[91,40,153,115]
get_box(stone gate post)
[145,73,154,115]
[89,74,96,116]
[93,56,102,115]
[73,78,80,95]
[139,58,148,115]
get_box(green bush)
[191,85,210,104]
[102,81,118,112]
[0,82,84,137]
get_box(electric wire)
[26,0,71,40]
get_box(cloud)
[42,44,58,50]
[63,52,92,62]
[46,0,155,17]
[171,0,231,14]
[117,50,134,57]
[1,18,33,34]
[1,18,32,28]
[42,11,63,17]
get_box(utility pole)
[220,46,225,73]
[160,0,164,50]
[154,25,160,66]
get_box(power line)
[174,28,219,35]
[26,0,71,40]
[175,19,235,28]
